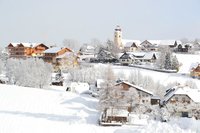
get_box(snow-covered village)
[1,0,200,133]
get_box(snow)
[9,42,39,47]
[43,47,63,53]
[163,86,200,103]
[117,81,153,95]
[106,108,129,117]
[66,82,90,94]
[175,53,200,74]
[0,84,200,133]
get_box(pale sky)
[0,0,200,46]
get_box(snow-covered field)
[0,84,200,133]
[175,53,200,74]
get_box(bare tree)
[0,47,4,74]
[63,39,80,51]
[185,80,198,89]
[6,58,53,88]
[98,65,116,111]
[106,39,121,58]
[180,38,189,44]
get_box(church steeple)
[114,25,123,49]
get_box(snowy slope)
[175,53,200,74]
[0,84,199,133]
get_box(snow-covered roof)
[86,45,95,50]
[163,86,200,103]
[147,40,160,45]
[159,40,176,46]
[142,52,157,60]
[127,52,145,57]
[67,82,90,94]
[0,74,8,82]
[119,52,134,59]
[116,81,154,95]
[43,47,64,53]
[56,52,74,59]
[122,39,141,47]
[176,40,182,45]
[9,43,40,48]
[141,40,181,46]
[106,108,129,117]
[126,52,157,60]
[189,62,200,71]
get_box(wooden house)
[31,43,49,57]
[131,52,157,63]
[119,52,157,65]
[7,43,48,58]
[190,64,200,78]
[161,86,200,119]
[43,47,72,64]
[115,81,153,111]
[122,40,141,52]
[140,40,159,51]
[100,81,153,125]
[119,52,134,65]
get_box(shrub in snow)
[6,58,53,88]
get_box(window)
[175,97,178,101]
[182,97,186,103]
[142,100,145,103]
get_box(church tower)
[114,25,123,49]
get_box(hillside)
[0,84,199,133]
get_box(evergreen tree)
[164,52,172,70]
[171,55,179,71]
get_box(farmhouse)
[119,52,157,65]
[123,40,141,52]
[115,81,153,107]
[190,63,200,78]
[43,47,72,64]
[7,43,48,58]
[161,86,200,119]
[119,52,134,65]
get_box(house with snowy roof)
[161,85,200,118]
[131,52,157,63]
[96,48,117,63]
[43,47,72,64]
[119,52,157,65]
[176,43,192,52]
[119,52,134,65]
[56,52,79,69]
[190,63,200,78]
[122,40,141,52]
[115,81,153,111]
[7,43,48,58]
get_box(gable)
[115,81,153,95]
[18,44,24,47]
[194,65,200,72]
[131,43,137,48]
[8,43,14,47]
[141,40,152,47]
[35,43,49,49]
[119,53,132,59]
